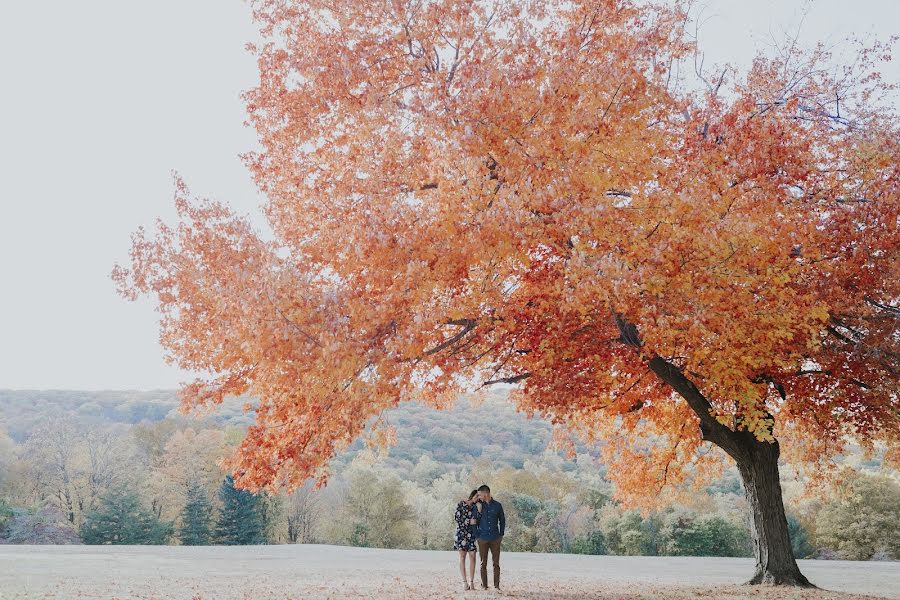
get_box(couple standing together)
[454,484,506,592]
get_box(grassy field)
[2,544,898,599]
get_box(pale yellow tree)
[22,421,136,528]
[148,427,228,523]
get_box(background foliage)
[0,389,896,559]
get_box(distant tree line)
[0,393,897,560]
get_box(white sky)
[0,1,897,390]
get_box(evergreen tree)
[178,480,213,546]
[215,475,265,545]
[80,485,173,544]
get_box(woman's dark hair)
[468,489,479,500]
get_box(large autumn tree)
[113,0,899,586]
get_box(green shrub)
[663,510,751,557]
[572,530,607,555]
[816,473,900,560]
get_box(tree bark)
[732,434,812,586]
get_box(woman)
[453,489,480,591]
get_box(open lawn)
[2,544,898,599]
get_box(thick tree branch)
[423,318,477,356]
[613,313,746,459]
[613,313,642,347]
[646,355,747,460]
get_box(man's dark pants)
[477,537,501,589]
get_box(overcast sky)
[1,1,897,391]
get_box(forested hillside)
[1,389,897,560]
[0,387,575,469]
[0,389,252,441]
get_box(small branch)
[645,221,663,240]
[752,375,786,401]
[267,292,323,349]
[481,373,531,386]
[826,324,858,346]
[796,369,871,389]
[399,181,438,193]
[865,297,900,315]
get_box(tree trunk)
[641,352,814,587]
[731,435,812,586]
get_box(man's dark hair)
[477,484,491,493]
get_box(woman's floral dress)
[453,501,477,551]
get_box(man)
[474,484,505,591]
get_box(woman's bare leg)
[468,550,476,588]
[458,550,469,588]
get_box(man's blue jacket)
[475,499,505,541]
